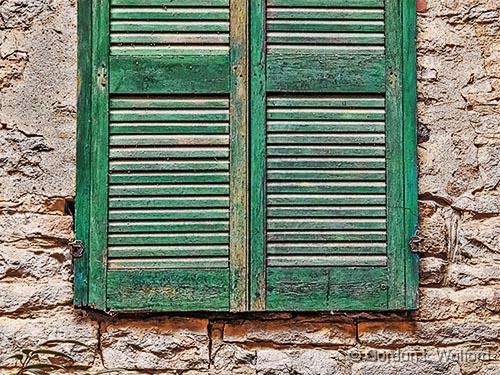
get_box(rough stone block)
[352,358,461,375]
[223,320,356,346]
[358,320,500,348]
[0,280,72,315]
[256,349,350,375]
[420,257,447,285]
[0,309,98,367]
[414,287,500,321]
[448,263,500,288]
[101,318,209,371]
[0,212,73,246]
[0,245,72,280]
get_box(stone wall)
[0,0,499,374]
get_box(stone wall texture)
[0,0,499,374]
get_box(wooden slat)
[268,243,386,255]
[268,169,386,181]
[268,20,384,33]
[111,21,229,33]
[267,255,387,267]
[110,147,229,159]
[268,96,384,108]
[268,121,385,133]
[108,233,229,245]
[268,0,384,7]
[109,197,229,209]
[268,109,385,121]
[109,172,229,184]
[110,123,230,135]
[109,221,229,233]
[267,158,386,169]
[109,184,229,196]
[110,109,229,122]
[268,206,386,218]
[109,208,229,221]
[110,135,229,146]
[267,231,387,242]
[267,134,385,144]
[267,146,385,157]
[111,8,230,21]
[268,8,384,21]
[112,0,229,5]
[111,33,229,45]
[268,32,384,45]
[108,245,228,258]
[110,97,229,109]
[109,161,229,172]
[108,258,229,270]
[267,181,385,194]
[267,194,385,206]
[268,218,386,230]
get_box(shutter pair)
[75,0,419,312]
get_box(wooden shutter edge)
[74,0,93,307]
[403,0,419,310]
[230,0,250,312]
[249,0,267,311]
[88,0,110,311]
[385,0,406,309]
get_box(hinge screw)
[69,240,85,258]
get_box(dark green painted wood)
[107,269,230,311]
[403,0,420,309]
[108,245,229,258]
[267,48,385,93]
[109,54,230,94]
[385,0,406,309]
[249,0,267,311]
[269,0,383,6]
[266,267,388,311]
[88,0,110,310]
[76,0,418,313]
[112,0,229,5]
[74,0,92,307]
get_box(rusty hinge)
[409,231,422,253]
[69,240,85,258]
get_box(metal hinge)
[69,240,85,258]
[409,231,422,253]
[97,65,107,88]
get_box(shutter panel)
[76,0,418,312]
[249,0,418,310]
[82,0,249,312]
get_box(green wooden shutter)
[249,0,419,311]
[75,0,418,312]
[75,0,250,312]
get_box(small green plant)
[4,339,90,375]
[3,339,132,375]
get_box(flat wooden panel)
[109,54,230,94]
[267,48,385,93]
[107,269,230,311]
[266,267,388,311]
